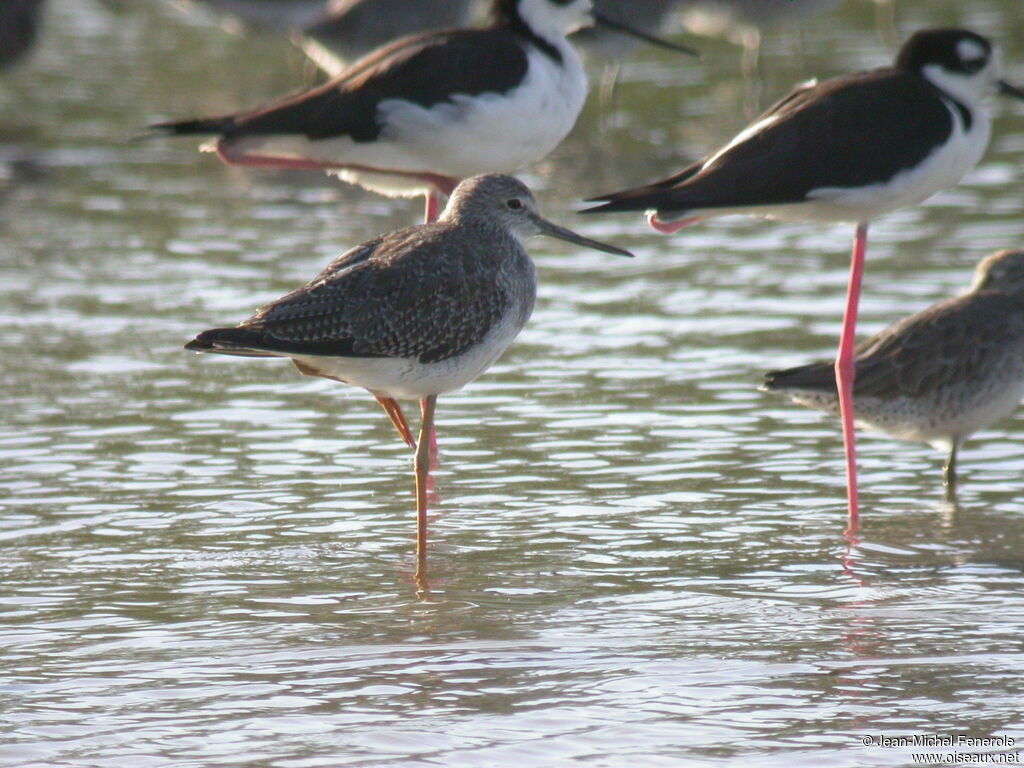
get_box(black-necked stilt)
[298,0,479,76]
[185,174,632,564]
[0,0,46,70]
[763,249,1024,500]
[583,28,1024,523]
[150,0,695,224]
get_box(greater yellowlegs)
[150,0,694,224]
[185,174,632,563]
[584,28,1024,522]
[763,249,1024,500]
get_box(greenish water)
[2,1,1024,766]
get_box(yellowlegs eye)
[506,198,524,210]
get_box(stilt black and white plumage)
[150,0,694,222]
[584,28,1024,524]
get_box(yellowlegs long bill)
[185,174,632,564]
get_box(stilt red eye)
[506,198,523,210]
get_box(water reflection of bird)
[184,174,631,565]
[584,28,1024,524]
[149,0,673,224]
[764,250,1024,501]
[0,0,46,70]
[298,0,479,76]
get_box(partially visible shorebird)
[184,174,632,565]
[0,0,46,70]
[179,0,327,33]
[676,0,838,76]
[582,28,1024,525]
[572,0,682,106]
[763,249,1024,499]
[298,0,479,77]
[149,0,696,224]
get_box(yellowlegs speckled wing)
[185,174,632,564]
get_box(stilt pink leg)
[836,223,867,531]
[373,395,416,450]
[424,190,441,224]
[415,395,438,566]
[213,141,461,195]
[646,212,702,234]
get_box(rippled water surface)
[3,1,1024,766]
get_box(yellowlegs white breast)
[185,173,632,564]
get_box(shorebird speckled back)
[764,249,1024,499]
[185,173,631,566]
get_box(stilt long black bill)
[592,12,699,58]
